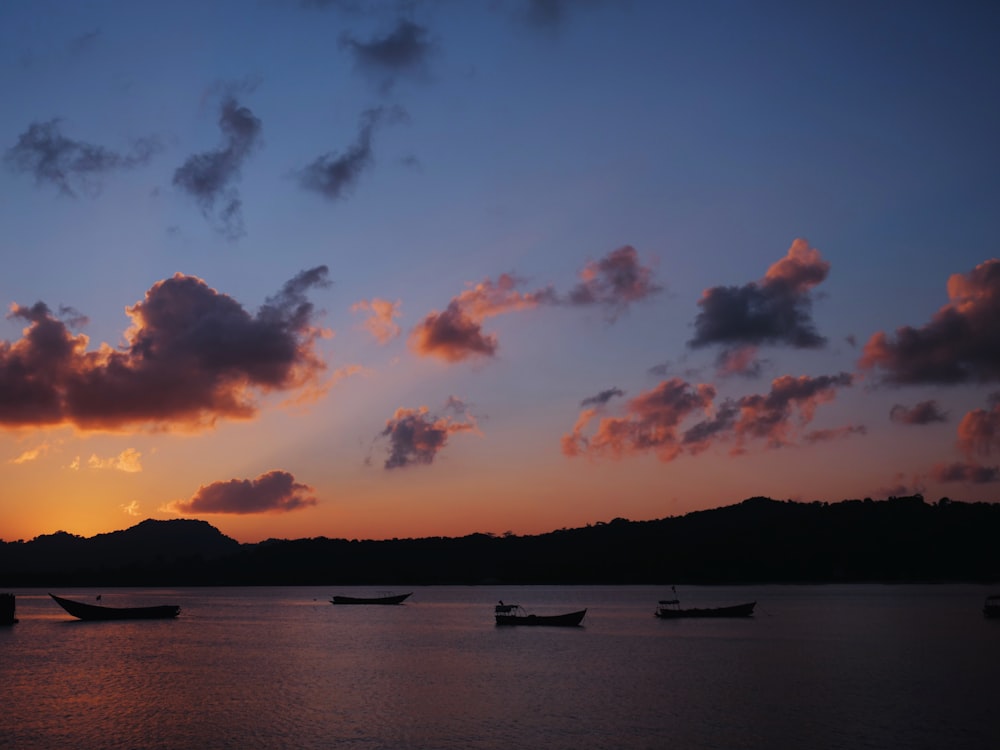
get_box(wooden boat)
[49,593,180,621]
[330,592,412,605]
[494,602,586,626]
[984,595,1000,619]
[655,597,755,619]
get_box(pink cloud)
[409,274,555,362]
[860,259,1000,384]
[352,298,401,344]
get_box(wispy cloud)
[298,106,405,202]
[890,400,948,425]
[87,448,143,472]
[173,94,262,240]
[340,19,433,92]
[5,119,162,197]
[352,298,402,343]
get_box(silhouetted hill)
[0,518,241,585]
[2,496,999,586]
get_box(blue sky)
[1,0,999,543]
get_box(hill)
[2,496,999,586]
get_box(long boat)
[49,593,180,621]
[494,602,586,626]
[330,593,412,605]
[655,598,755,619]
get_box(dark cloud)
[889,400,948,425]
[173,96,262,240]
[170,470,317,514]
[860,259,1000,385]
[803,425,867,444]
[298,106,404,201]
[410,274,556,362]
[340,19,432,92]
[379,400,477,469]
[0,267,330,431]
[568,246,661,318]
[580,387,624,407]
[689,238,829,352]
[563,372,858,462]
[929,461,999,484]
[5,119,162,196]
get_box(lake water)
[2,585,998,749]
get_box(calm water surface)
[2,585,998,749]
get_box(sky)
[1,0,999,544]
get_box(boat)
[984,595,1000,619]
[494,602,586,626]
[330,592,412,605]
[1,593,16,625]
[49,593,180,621]
[655,597,756,619]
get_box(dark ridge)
[1,496,999,586]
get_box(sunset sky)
[2,0,999,544]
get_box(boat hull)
[50,594,180,621]
[495,609,587,627]
[655,602,756,619]
[331,593,411,605]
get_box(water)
[2,585,998,749]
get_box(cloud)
[860,259,1000,384]
[929,461,999,484]
[713,372,855,453]
[410,246,658,363]
[889,400,948,425]
[563,372,857,462]
[173,95,262,240]
[562,378,716,461]
[10,443,50,464]
[121,500,141,516]
[689,238,830,354]
[715,345,764,378]
[567,246,661,318]
[340,19,432,91]
[580,387,624,407]
[351,298,401,343]
[956,398,1000,458]
[88,448,143,472]
[378,400,478,469]
[509,0,611,32]
[802,425,867,444]
[0,267,330,432]
[410,273,556,362]
[5,119,162,196]
[167,470,317,514]
[298,106,403,201]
